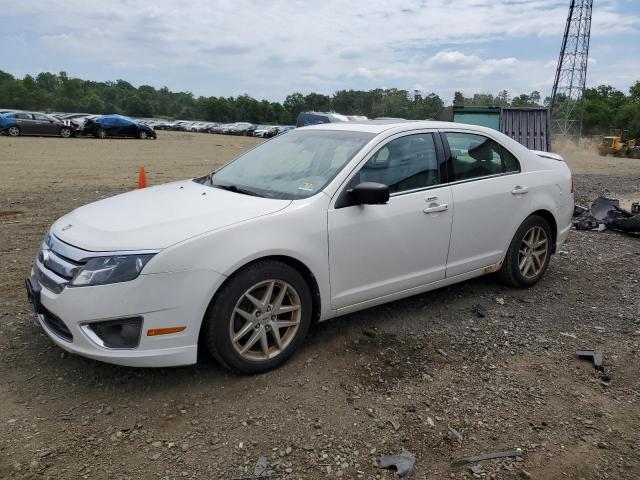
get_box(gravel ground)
[0,132,639,479]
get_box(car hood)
[51,180,291,251]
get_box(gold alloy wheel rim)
[518,226,548,279]
[229,279,301,361]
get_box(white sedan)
[27,121,573,373]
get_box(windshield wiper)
[212,184,262,197]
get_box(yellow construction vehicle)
[597,129,637,157]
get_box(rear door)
[441,130,530,277]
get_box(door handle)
[423,203,448,214]
[511,186,529,195]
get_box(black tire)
[96,128,107,139]
[7,126,20,137]
[498,215,553,288]
[60,127,72,138]
[202,260,312,374]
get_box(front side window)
[202,129,375,200]
[33,113,49,121]
[15,113,32,120]
[445,132,520,181]
[356,133,439,194]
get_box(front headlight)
[71,254,155,287]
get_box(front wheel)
[138,130,149,139]
[7,126,20,137]
[202,260,312,374]
[498,215,552,288]
[60,127,72,138]
[96,128,107,139]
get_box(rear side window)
[15,113,32,120]
[444,132,520,182]
[356,133,440,194]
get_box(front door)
[33,113,59,135]
[15,113,37,134]
[441,131,531,277]
[328,132,453,310]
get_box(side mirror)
[348,182,390,205]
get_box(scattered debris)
[560,332,577,339]
[471,304,487,318]
[376,451,416,477]
[388,418,400,431]
[573,213,599,231]
[632,202,640,215]
[448,426,464,443]
[590,196,640,234]
[577,349,611,383]
[254,456,268,478]
[577,349,603,370]
[573,205,588,217]
[451,448,522,466]
[362,328,378,338]
[470,465,483,476]
[495,297,505,305]
[223,456,284,479]
[436,348,448,357]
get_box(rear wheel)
[7,126,20,137]
[60,127,72,138]
[498,215,552,288]
[202,260,312,374]
[96,128,107,139]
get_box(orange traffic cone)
[137,165,148,189]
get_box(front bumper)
[26,269,225,367]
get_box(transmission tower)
[550,0,593,139]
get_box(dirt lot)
[1,131,639,479]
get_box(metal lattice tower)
[550,0,593,139]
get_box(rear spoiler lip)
[531,150,564,162]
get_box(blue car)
[84,115,157,139]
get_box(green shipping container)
[453,106,501,130]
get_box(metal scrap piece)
[377,451,416,477]
[254,456,268,477]
[471,304,487,318]
[451,449,522,466]
[577,349,604,370]
[590,196,640,233]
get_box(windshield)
[199,129,375,199]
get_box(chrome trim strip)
[80,325,108,348]
[43,249,81,278]
[49,233,160,262]
[35,258,67,293]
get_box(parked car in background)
[226,122,256,136]
[27,120,573,373]
[83,115,156,139]
[253,125,280,138]
[296,111,353,128]
[0,111,74,138]
[277,126,295,135]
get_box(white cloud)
[0,0,638,101]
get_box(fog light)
[82,317,142,349]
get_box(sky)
[1,0,639,103]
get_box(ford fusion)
[26,121,573,373]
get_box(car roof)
[299,120,500,135]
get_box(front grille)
[34,234,87,293]
[41,307,73,342]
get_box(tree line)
[0,70,638,137]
